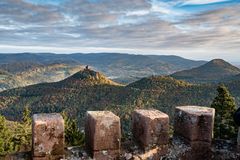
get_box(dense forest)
[0,65,239,156]
[1,69,240,129]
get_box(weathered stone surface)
[132,109,169,150]
[93,149,120,160]
[32,113,64,159]
[174,106,215,143]
[85,111,121,159]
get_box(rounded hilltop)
[60,66,121,86]
[171,59,240,83]
[127,75,191,90]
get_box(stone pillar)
[132,109,169,158]
[85,111,121,160]
[174,106,215,159]
[32,113,65,160]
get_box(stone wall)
[30,106,218,160]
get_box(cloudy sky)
[0,0,239,61]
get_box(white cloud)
[181,0,232,5]
[125,10,150,16]
[0,0,239,61]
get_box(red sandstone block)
[132,109,169,150]
[85,111,121,159]
[174,106,215,143]
[32,113,65,159]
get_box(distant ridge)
[171,59,240,83]
[0,53,206,84]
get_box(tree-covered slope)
[171,59,240,83]
[1,68,239,127]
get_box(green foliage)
[0,116,15,155]
[22,106,31,125]
[211,84,237,139]
[0,106,31,156]
[62,112,85,146]
[1,69,240,142]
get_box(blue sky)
[0,0,239,61]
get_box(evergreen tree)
[211,84,237,139]
[0,107,33,156]
[61,112,85,146]
[0,116,14,155]
[18,106,32,151]
[22,106,31,125]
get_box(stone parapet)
[32,113,65,160]
[85,111,121,160]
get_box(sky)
[0,0,239,61]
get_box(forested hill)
[1,68,240,129]
[171,59,240,83]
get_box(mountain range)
[0,53,206,88]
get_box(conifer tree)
[0,116,14,155]
[211,84,237,139]
[22,106,31,125]
[61,112,85,146]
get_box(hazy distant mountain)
[0,63,83,92]
[171,59,240,83]
[0,53,206,84]
[0,70,22,91]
